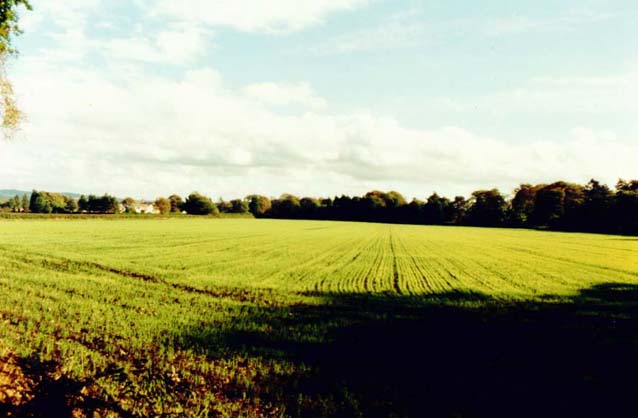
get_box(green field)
[1,218,637,417]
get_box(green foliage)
[228,198,249,213]
[121,197,135,212]
[28,190,78,213]
[0,0,31,55]
[0,0,31,137]
[85,194,119,213]
[29,190,50,213]
[154,197,171,215]
[78,195,88,212]
[300,197,321,214]
[64,195,78,213]
[8,193,19,211]
[20,192,27,211]
[14,178,638,234]
[183,192,218,215]
[168,194,184,213]
[270,194,301,218]
[467,189,507,227]
[511,184,539,225]
[247,194,271,217]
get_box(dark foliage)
[83,194,119,214]
[16,178,638,234]
[255,179,638,235]
[182,192,219,216]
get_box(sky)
[0,0,637,200]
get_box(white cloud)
[483,9,614,36]
[317,9,426,54]
[21,1,212,65]
[426,71,638,118]
[319,21,425,54]
[101,27,210,64]
[156,27,211,62]
[2,2,636,200]
[3,60,637,200]
[25,0,102,32]
[152,0,370,34]
[315,7,614,54]
[242,82,327,110]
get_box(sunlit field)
[1,218,637,417]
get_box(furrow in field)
[400,235,474,294]
[388,229,403,295]
[392,230,434,294]
[335,230,387,294]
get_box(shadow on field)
[0,356,131,418]
[179,283,638,418]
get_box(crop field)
[0,218,637,417]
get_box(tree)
[86,195,97,212]
[10,194,19,211]
[87,194,119,214]
[168,194,184,213]
[154,197,171,215]
[467,189,507,227]
[406,198,424,224]
[247,195,271,217]
[230,199,249,214]
[78,195,88,212]
[65,196,78,213]
[270,194,301,218]
[448,196,468,225]
[581,179,613,232]
[300,197,321,218]
[20,193,27,211]
[614,179,638,234]
[102,195,120,214]
[423,193,450,225]
[362,191,387,220]
[0,0,32,54]
[510,184,539,226]
[385,191,407,208]
[532,182,584,229]
[183,192,218,215]
[533,185,564,226]
[46,192,68,213]
[0,0,32,137]
[121,197,135,212]
[29,190,51,213]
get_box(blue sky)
[0,0,636,199]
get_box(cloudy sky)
[0,0,636,200]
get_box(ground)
[0,218,637,417]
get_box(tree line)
[3,179,636,234]
[249,179,638,235]
[2,191,244,217]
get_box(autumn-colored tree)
[154,197,171,215]
[0,0,32,138]
[246,195,271,217]
[121,197,136,212]
[168,194,184,213]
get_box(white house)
[132,203,159,214]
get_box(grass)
[0,218,637,417]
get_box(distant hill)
[0,189,29,200]
[0,189,83,200]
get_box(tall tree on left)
[0,0,32,139]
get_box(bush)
[183,193,219,215]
